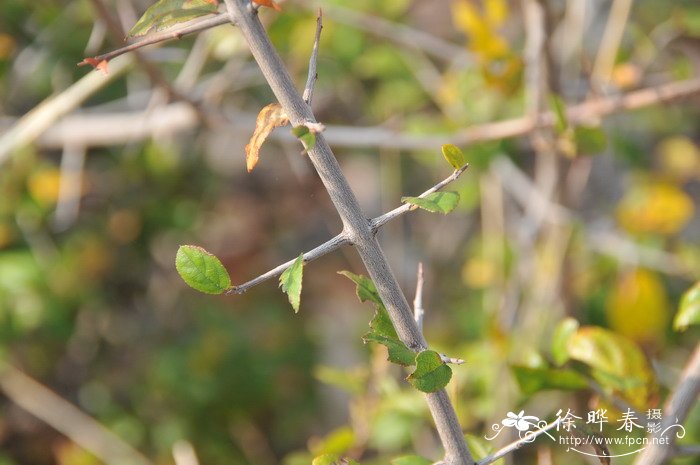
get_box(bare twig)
[0,55,133,164]
[227,162,469,294]
[634,343,700,465]
[318,3,471,66]
[221,2,472,462]
[477,420,561,465]
[26,77,700,152]
[371,164,469,230]
[53,144,86,231]
[79,14,230,66]
[414,262,425,332]
[303,9,322,105]
[0,364,152,465]
[226,233,348,294]
[592,0,633,87]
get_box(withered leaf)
[79,57,110,75]
[245,103,289,172]
[253,0,281,11]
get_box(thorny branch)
[302,9,322,105]
[227,163,469,294]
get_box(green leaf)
[339,271,415,366]
[364,333,416,366]
[550,317,579,366]
[441,144,466,170]
[674,281,700,331]
[511,365,589,396]
[279,254,304,313]
[574,125,607,154]
[310,426,355,457]
[407,350,452,393]
[391,456,432,465]
[292,125,316,150]
[175,245,231,294]
[402,191,460,214]
[337,271,382,307]
[550,94,568,133]
[129,0,219,37]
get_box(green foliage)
[550,317,579,366]
[291,126,317,150]
[464,434,504,465]
[674,281,700,331]
[511,366,588,396]
[280,254,304,313]
[339,271,415,366]
[129,0,219,37]
[312,454,360,465]
[441,144,466,170]
[407,350,452,393]
[401,192,460,214]
[175,245,231,294]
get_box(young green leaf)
[441,144,466,170]
[129,0,219,37]
[674,281,700,331]
[292,125,317,150]
[402,191,460,214]
[175,245,231,294]
[464,434,504,465]
[391,456,432,465]
[550,317,579,366]
[337,271,382,306]
[279,254,304,313]
[364,333,416,366]
[407,350,452,393]
[339,271,415,366]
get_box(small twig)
[477,420,560,465]
[371,164,469,231]
[439,353,465,365]
[303,9,322,105]
[634,343,700,465]
[0,55,133,164]
[226,233,349,294]
[675,445,700,457]
[413,262,425,332]
[227,163,469,294]
[53,144,86,231]
[0,363,152,465]
[79,14,230,66]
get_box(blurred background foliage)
[0,0,699,464]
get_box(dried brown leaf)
[245,103,289,172]
[79,57,110,75]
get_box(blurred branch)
[634,343,700,465]
[477,420,561,465]
[23,77,700,152]
[0,55,133,164]
[79,14,230,66]
[414,262,425,332]
[317,3,471,66]
[0,364,152,465]
[172,440,200,465]
[302,9,322,105]
[592,0,633,87]
[228,163,469,294]
[53,144,86,231]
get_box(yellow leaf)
[245,103,289,172]
[28,168,62,205]
[484,0,508,27]
[617,180,694,235]
[462,256,496,288]
[656,136,700,182]
[606,269,670,344]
